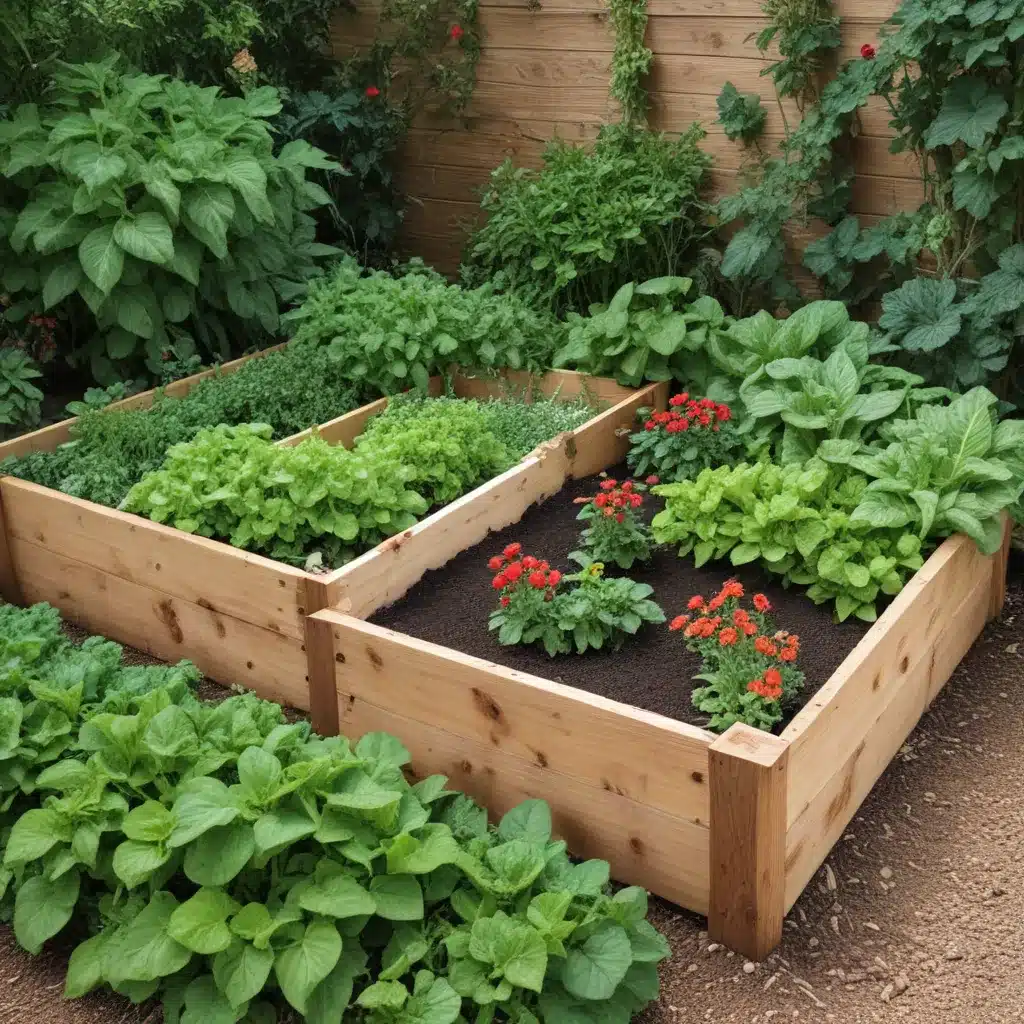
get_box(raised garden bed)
[303,425,1012,961]
[0,364,651,730]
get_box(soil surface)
[2,577,1023,1023]
[372,467,872,730]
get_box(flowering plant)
[669,579,804,732]
[487,545,664,656]
[627,393,743,482]
[570,477,654,570]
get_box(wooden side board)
[311,608,714,912]
[322,381,664,616]
[0,343,290,462]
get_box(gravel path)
[1,579,1023,1022]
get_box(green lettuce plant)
[0,348,44,435]
[0,56,339,382]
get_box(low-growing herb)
[0,348,44,436]
[570,478,653,570]
[668,580,803,732]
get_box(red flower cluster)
[861,43,876,59]
[748,667,783,701]
[588,479,643,523]
[449,23,464,41]
[488,544,561,598]
[644,393,731,435]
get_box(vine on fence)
[607,0,653,127]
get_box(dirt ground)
[2,580,1023,1023]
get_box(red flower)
[615,513,625,523]
[500,596,510,607]
[621,481,633,492]
[742,620,758,636]
[505,561,523,582]
[600,479,617,491]
[603,507,614,517]
[718,627,739,646]
[645,475,660,485]
[697,413,711,427]
[754,636,777,656]
[669,614,689,631]
[492,574,507,590]
[594,493,608,508]
[630,493,642,508]
[669,394,686,407]
[675,418,689,431]
[449,23,464,41]
[522,555,539,570]
[764,667,782,688]
[732,608,749,625]
[715,404,731,422]
[548,570,562,587]
[708,593,725,612]
[678,392,689,404]
[747,678,765,696]
[645,421,656,431]
[722,579,744,599]
[780,647,797,662]
[752,593,771,613]
[861,43,876,59]
[365,85,380,98]
[488,556,504,571]
[503,543,521,560]
[687,595,705,611]
[528,570,547,589]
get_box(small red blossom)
[365,85,380,98]
[752,593,771,613]
[708,593,725,612]
[616,513,625,523]
[548,570,562,587]
[492,574,507,590]
[732,608,749,625]
[488,556,503,571]
[594,493,608,508]
[687,595,705,611]
[722,579,744,599]
[764,667,782,688]
[645,475,660,485]
[500,596,510,607]
[600,479,617,491]
[669,614,690,632]
[697,413,711,427]
[504,561,523,582]
[780,647,797,662]
[742,620,758,636]
[644,421,656,431]
[521,555,539,570]
[715,403,731,422]
[861,43,876,59]
[503,543,521,560]
[528,570,547,589]
[621,481,633,492]
[718,627,739,646]
[603,507,615,517]
[754,636,777,656]
[669,394,686,407]
[449,23,464,41]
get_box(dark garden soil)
[371,465,874,730]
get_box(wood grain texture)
[0,486,24,606]
[10,535,310,709]
[0,477,308,639]
[989,512,1012,620]
[304,596,342,736]
[709,724,788,960]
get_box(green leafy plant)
[607,0,653,128]
[821,387,1024,555]
[554,279,731,390]
[716,82,767,145]
[570,477,653,570]
[122,423,428,566]
[475,386,598,461]
[0,347,43,435]
[64,380,139,418]
[0,602,670,1023]
[667,580,804,731]
[2,342,365,506]
[0,56,339,383]
[487,548,664,656]
[286,258,561,395]
[628,392,743,481]
[652,458,929,622]
[462,125,712,315]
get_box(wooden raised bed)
[304,419,1012,960]
[0,367,650,724]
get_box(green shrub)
[476,389,597,461]
[1,343,364,506]
[461,124,712,316]
[0,348,44,435]
[0,56,339,382]
[285,258,562,395]
[0,602,670,1022]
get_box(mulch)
[371,466,875,731]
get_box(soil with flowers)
[372,468,872,728]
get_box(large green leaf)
[213,939,275,1008]
[79,223,125,294]
[183,183,235,259]
[114,213,175,265]
[274,918,342,1014]
[924,77,1008,149]
[561,920,632,1000]
[13,869,80,954]
[878,278,961,351]
[104,891,192,985]
[42,260,82,309]
[168,888,238,954]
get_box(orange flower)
[780,647,797,662]
[764,667,782,688]
[708,593,725,611]
[752,593,771,613]
[742,621,758,636]
[732,608,749,626]
[754,636,777,656]
[687,595,705,611]
[669,614,690,632]
[722,579,744,599]
[718,627,739,646]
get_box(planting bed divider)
[302,415,1012,961]
[0,363,648,728]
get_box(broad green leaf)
[65,934,107,999]
[298,873,376,919]
[386,825,462,874]
[184,822,255,886]
[253,806,317,855]
[5,807,69,865]
[497,800,552,844]
[403,974,462,1024]
[169,777,240,847]
[114,213,175,265]
[105,892,192,986]
[115,290,155,339]
[355,732,410,768]
[305,948,369,1024]
[42,260,82,309]
[183,183,235,259]
[122,801,174,843]
[369,874,423,921]
[561,920,632,1001]
[13,869,80,954]
[113,839,172,888]
[213,939,275,1007]
[168,887,238,954]
[469,912,548,993]
[274,918,342,1014]
[924,77,1008,149]
[79,224,125,294]
[357,980,408,1010]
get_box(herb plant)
[570,478,654,570]
[476,388,597,461]
[668,580,804,732]
[123,424,428,566]
[628,393,742,482]
[0,56,339,382]
[0,348,44,435]
[652,459,929,622]
[286,259,561,395]
[487,547,664,656]
[462,125,712,315]
[716,82,767,146]
[0,602,669,1023]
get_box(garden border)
[0,364,650,725]
[304,433,1011,959]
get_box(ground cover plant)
[0,56,340,383]
[0,342,365,507]
[285,258,563,395]
[667,579,804,732]
[0,601,670,1023]
[487,545,665,657]
[570,478,654,570]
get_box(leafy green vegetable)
[716,81,767,144]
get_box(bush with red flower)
[627,392,743,482]
[669,579,804,731]
[570,476,654,570]
[487,547,664,656]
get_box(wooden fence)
[333,0,913,275]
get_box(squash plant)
[0,55,339,382]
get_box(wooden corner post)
[303,582,341,737]
[708,723,789,961]
[989,511,1013,621]
[0,481,23,606]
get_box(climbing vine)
[607,0,652,126]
